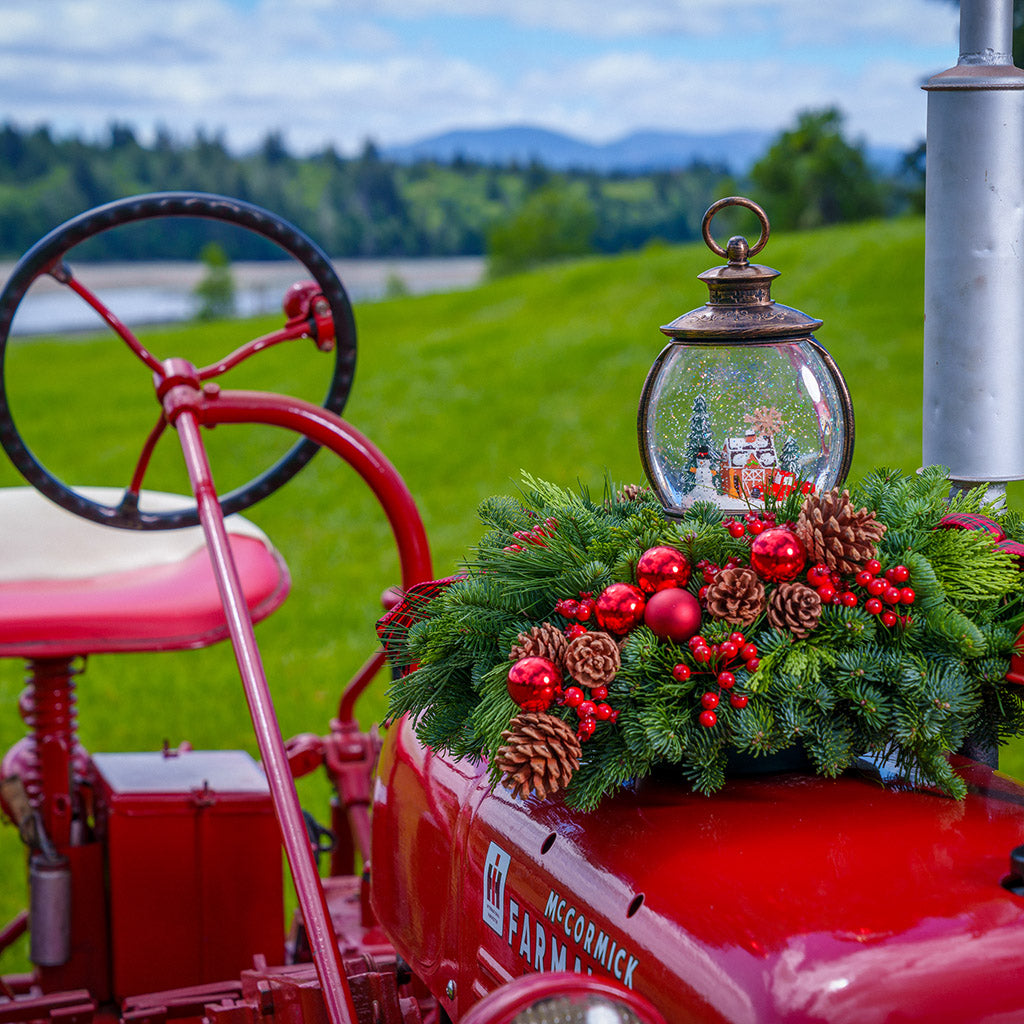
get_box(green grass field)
[1,214,1022,967]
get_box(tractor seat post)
[1,656,85,852]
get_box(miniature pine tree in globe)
[680,393,717,495]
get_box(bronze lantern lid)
[660,197,823,342]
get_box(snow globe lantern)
[638,196,854,516]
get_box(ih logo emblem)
[482,842,511,936]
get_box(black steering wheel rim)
[0,191,357,529]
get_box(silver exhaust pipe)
[923,0,1024,503]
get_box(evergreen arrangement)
[382,466,1024,810]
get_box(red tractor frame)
[1,183,1024,1024]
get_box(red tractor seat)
[0,488,290,658]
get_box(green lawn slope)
[1,215,1021,964]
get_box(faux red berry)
[672,663,691,682]
[817,583,837,603]
[699,710,718,728]
[563,687,584,707]
[594,703,613,721]
[717,671,736,689]
[591,685,609,700]
[718,641,738,660]
[867,577,888,597]
[881,611,898,627]
[807,564,831,587]
[727,523,746,539]
[887,565,910,583]
[565,623,587,640]
[745,657,760,672]
[865,598,883,615]
[729,632,746,645]
[504,544,523,552]
[698,585,709,601]
[577,718,596,740]
[865,559,882,575]
[693,646,712,664]
[747,519,766,536]
[840,591,858,607]
[899,587,915,605]
[556,598,579,617]
[855,570,874,588]
[883,586,901,605]
[730,693,749,709]
[688,635,706,652]
[577,700,597,718]
[701,691,720,710]
[739,642,758,661]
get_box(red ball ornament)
[636,546,691,594]
[643,588,702,643]
[595,583,647,634]
[749,527,807,582]
[507,657,562,711]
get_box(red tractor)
[3,5,1024,1017]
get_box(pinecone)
[704,566,766,627]
[495,712,582,800]
[617,483,649,503]
[509,623,568,667]
[767,582,823,638]
[564,631,621,688]
[795,488,887,574]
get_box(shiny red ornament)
[636,545,691,594]
[507,656,562,711]
[643,587,702,643]
[749,527,807,582]
[595,582,646,634]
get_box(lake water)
[0,257,485,336]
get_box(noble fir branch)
[922,528,1022,602]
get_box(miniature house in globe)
[638,197,854,515]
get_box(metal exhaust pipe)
[923,0,1024,503]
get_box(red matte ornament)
[507,656,562,711]
[595,582,647,633]
[643,587,702,642]
[636,545,692,593]
[749,527,807,582]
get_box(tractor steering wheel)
[0,192,357,529]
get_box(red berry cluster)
[554,592,596,641]
[673,631,758,727]
[722,510,778,540]
[804,558,915,627]
[504,517,558,553]
[560,684,619,741]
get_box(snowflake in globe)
[743,406,785,437]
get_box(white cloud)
[0,0,959,152]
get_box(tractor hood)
[372,716,1024,1023]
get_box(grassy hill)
[1,214,1021,963]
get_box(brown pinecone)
[564,631,621,688]
[767,582,823,638]
[509,623,568,667]
[704,566,766,627]
[495,712,582,800]
[795,488,887,574]
[617,483,649,503]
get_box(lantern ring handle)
[701,196,770,259]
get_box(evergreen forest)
[0,109,921,268]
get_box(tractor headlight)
[458,973,666,1024]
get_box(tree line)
[0,108,921,273]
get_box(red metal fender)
[372,715,1024,1023]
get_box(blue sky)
[0,0,961,155]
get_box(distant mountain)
[383,124,903,175]
[384,124,771,174]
